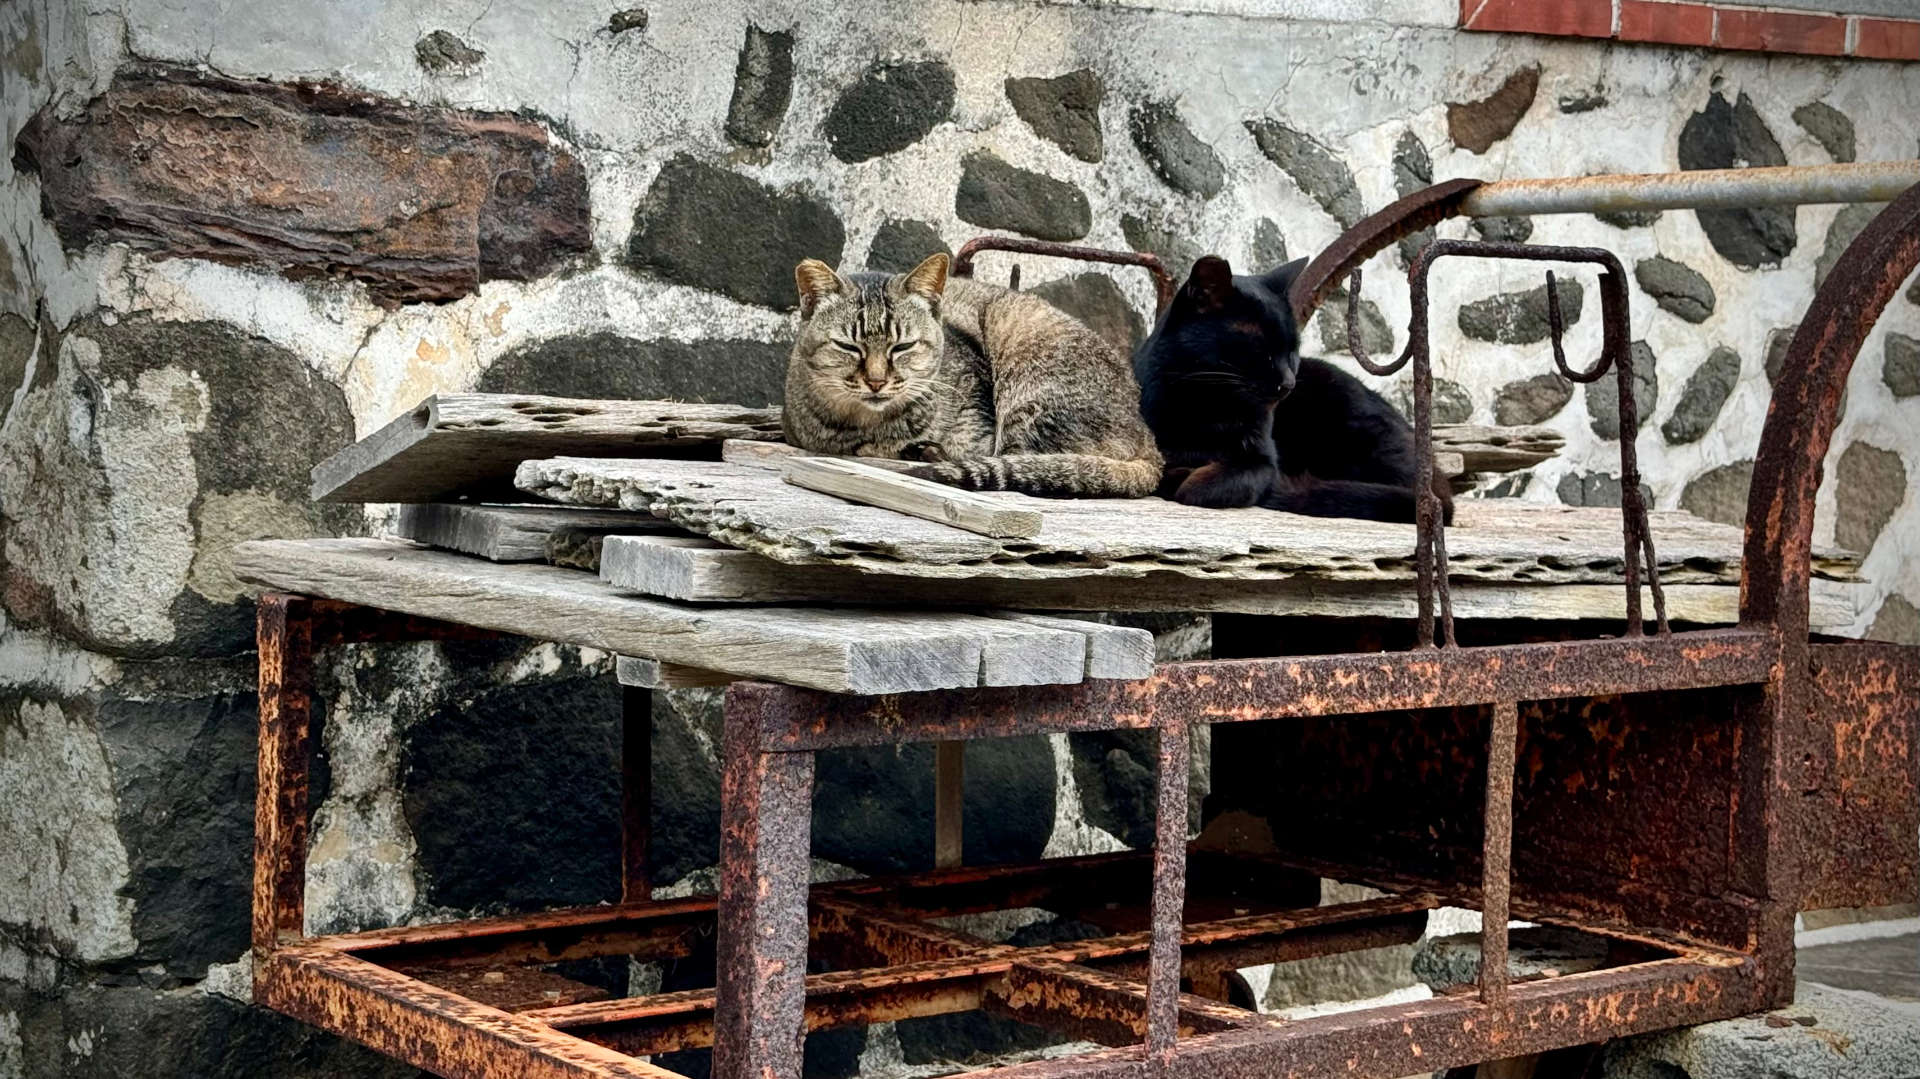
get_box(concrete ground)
[1796,931,1920,1001]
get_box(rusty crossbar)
[953,235,1178,315]
[249,177,1920,1079]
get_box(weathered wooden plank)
[722,439,919,474]
[614,655,737,689]
[232,539,1095,693]
[314,394,784,504]
[395,503,681,562]
[982,613,1155,679]
[781,457,1045,540]
[522,458,1860,586]
[595,534,1857,627]
[1431,425,1563,472]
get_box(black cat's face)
[1143,256,1305,404]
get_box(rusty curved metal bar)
[1290,178,1483,323]
[953,235,1178,316]
[1742,182,1920,633]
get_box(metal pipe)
[1460,161,1920,217]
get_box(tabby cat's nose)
[864,376,888,392]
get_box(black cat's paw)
[1174,463,1267,508]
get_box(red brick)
[1619,0,1716,46]
[1855,17,1920,61]
[1713,8,1848,56]
[1460,0,1612,38]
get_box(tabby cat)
[1133,255,1451,524]
[783,253,1162,498]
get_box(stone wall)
[1,0,1917,1074]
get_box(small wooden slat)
[596,534,1859,628]
[781,456,1045,539]
[1431,425,1564,472]
[233,539,1096,694]
[313,394,784,503]
[615,654,738,689]
[522,458,1861,586]
[395,503,681,562]
[722,439,919,474]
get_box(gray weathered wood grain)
[521,457,1859,585]
[614,655,737,689]
[232,538,1098,693]
[1432,425,1564,472]
[595,534,1856,627]
[722,439,920,474]
[782,457,1045,539]
[313,394,784,503]
[982,612,1155,679]
[395,503,681,562]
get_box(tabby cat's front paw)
[899,441,948,463]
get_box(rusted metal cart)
[248,167,1920,1079]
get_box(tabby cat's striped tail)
[913,453,1162,499]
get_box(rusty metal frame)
[953,235,1178,316]
[250,178,1920,1079]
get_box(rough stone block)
[627,154,846,309]
[1601,982,1920,1079]
[1005,69,1104,163]
[14,65,589,305]
[1678,93,1796,268]
[955,153,1091,242]
[823,60,955,164]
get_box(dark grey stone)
[94,667,262,979]
[1869,594,1920,646]
[1816,203,1880,291]
[1635,256,1716,323]
[1317,286,1393,358]
[1884,333,1920,398]
[627,154,845,309]
[1458,278,1584,345]
[1130,100,1224,199]
[1483,472,1532,498]
[649,686,723,887]
[1493,372,1574,425]
[478,332,788,408]
[1395,378,1474,425]
[1029,272,1147,354]
[1602,980,1920,1079]
[14,983,421,1079]
[608,8,648,33]
[1662,346,1741,445]
[894,1009,1065,1065]
[1558,87,1608,113]
[1558,471,1624,508]
[415,29,483,72]
[1792,100,1856,163]
[1584,340,1659,440]
[1794,931,1920,1000]
[955,153,1090,242]
[865,218,951,275]
[1471,215,1533,243]
[1447,65,1539,154]
[81,319,359,658]
[1678,93,1797,268]
[1595,208,1663,229]
[0,311,32,404]
[1070,729,1160,849]
[1680,461,1755,526]
[1835,441,1906,554]
[1765,325,1799,384]
[1120,213,1203,281]
[1250,218,1289,269]
[1392,130,1436,265]
[405,645,623,912]
[1004,69,1104,163]
[812,736,1055,873]
[723,26,794,149]
[1910,276,1920,307]
[822,59,955,163]
[1245,119,1365,229]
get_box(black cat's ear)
[1182,255,1235,311]
[1262,257,1308,302]
[796,259,848,318]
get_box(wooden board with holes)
[233,538,1149,693]
[519,457,1860,585]
[313,394,785,503]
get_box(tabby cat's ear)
[795,259,848,318]
[1182,256,1235,312]
[899,253,950,304]
[1262,257,1308,304]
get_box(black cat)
[1131,255,1451,524]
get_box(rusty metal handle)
[954,235,1178,317]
